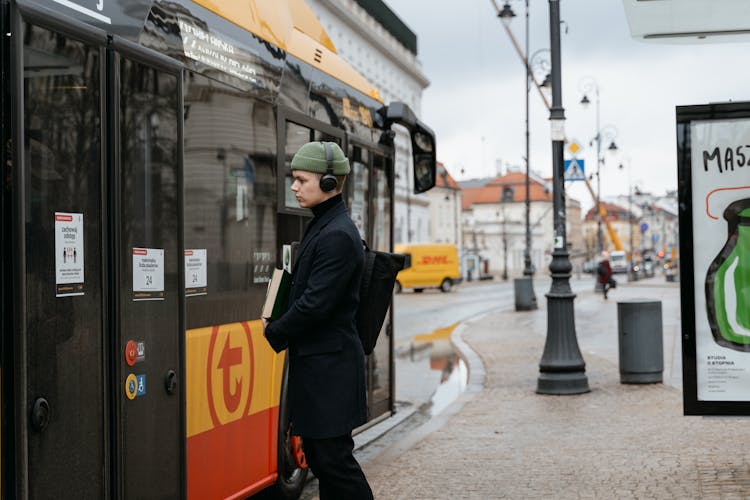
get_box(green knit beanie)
[290,141,350,175]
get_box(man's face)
[291,169,330,209]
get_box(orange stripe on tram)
[186,320,286,498]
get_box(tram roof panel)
[15,0,382,103]
[192,0,382,102]
[622,0,750,43]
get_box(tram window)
[283,122,312,209]
[368,152,393,418]
[347,145,369,240]
[120,60,178,249]
[183,72,277,329]
[312,130,341,144]
[372,154,392,252]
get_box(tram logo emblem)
[206,323,254,426]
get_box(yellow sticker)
[125,373,138,400]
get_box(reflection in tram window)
[367,152,393,417]
[183,72,277,329]
[347,146,369,240]
[120,59,179,252]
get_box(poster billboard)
[677,102,750,415]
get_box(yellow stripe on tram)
[186,320,286,438]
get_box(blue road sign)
[564,158,585,181]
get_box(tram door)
[348,145,395,420]
[113,50,184,499]
[22,23,108,499]
[21,20,183,499]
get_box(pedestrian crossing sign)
[564,158,585,181]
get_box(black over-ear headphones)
[319,141,338,193]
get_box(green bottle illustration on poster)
[706,198,750,351]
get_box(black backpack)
[356,241,406,355]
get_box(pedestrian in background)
[262,141,373,500]
[597,251,615,299]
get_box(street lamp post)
[497,0,543,310]
[498,190,511,281]
[501,211,509,281]
[579,78,618,254]
[537,0,589,395]
[522,1,532,279]
[526,48,550,278]
[619,159,637,281]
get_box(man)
[262,141,373,499]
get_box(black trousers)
[303,433,373,500]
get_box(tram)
[0,1,436,498]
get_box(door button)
[165,370,177,395]
[31,397,50,432]
[125,340,138,366]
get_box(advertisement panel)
[677,103,750,415]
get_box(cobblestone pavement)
[360,277,750,499]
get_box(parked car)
[631,261,642,280]
[610,250,628,274]
[642,258,655,278]
[583,258,598,274]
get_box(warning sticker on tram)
[133,248,165,301]
[55,212,84,297]
[185,249,207,297]
[206,324,254,426]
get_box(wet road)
[392,276,593,407]
[393,275,594,342]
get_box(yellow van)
[394,244,463,293]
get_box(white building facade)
[460,170,585,278]
[306,0,431,244]
[427,163,462,247]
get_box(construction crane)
[582,177,624,251]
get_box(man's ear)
[335,175,347,193]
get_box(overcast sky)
[383,0,750,212]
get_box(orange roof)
[461,172,552,210]
[584,201,634,222]
[436,162,460,189]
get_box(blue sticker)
[136,374,146,396]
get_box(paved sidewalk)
[364,277,750,499]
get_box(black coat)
[264,197,367,438]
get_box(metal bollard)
[617,299,663,383]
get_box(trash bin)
[617,299,663,383]
[514,277,537,311]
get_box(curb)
[450,321,486,394]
